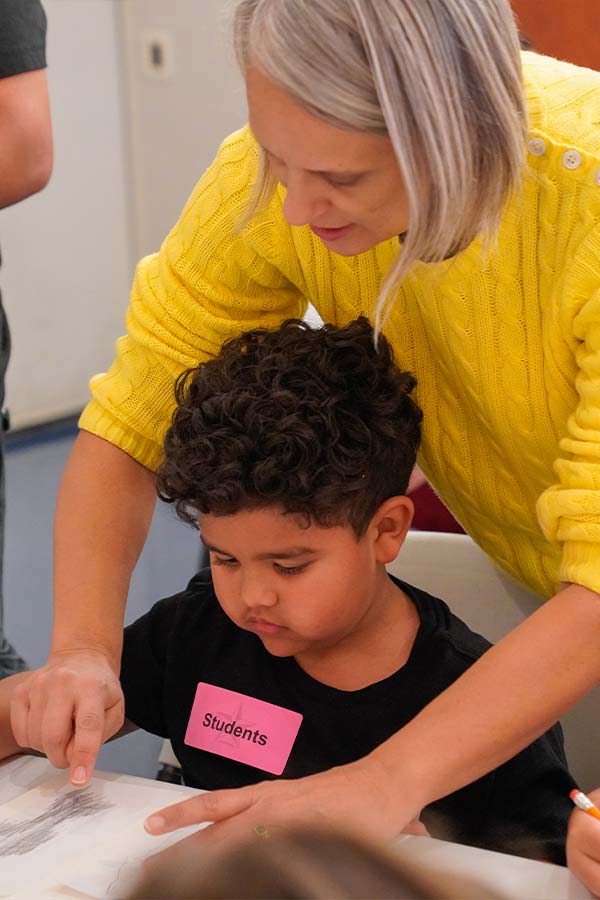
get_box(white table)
[396,833,591,900]
[0,755,592,899]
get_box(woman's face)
[246,68,409,256]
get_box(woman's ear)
[371,496,414,565]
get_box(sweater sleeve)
[537,227,600,594]
[79,127,307,471]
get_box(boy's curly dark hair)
[157,317,422,537]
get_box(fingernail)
[72,767,87,785]
[145,816,166,834]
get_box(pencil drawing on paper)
[0,788,113,856]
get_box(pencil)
[570,789,600,821]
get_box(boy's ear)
[371,495,414,565]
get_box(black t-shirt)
[0,0,47,79]
[121,570,575,864]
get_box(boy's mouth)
[246,618,284,635]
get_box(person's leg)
[0,295,26,678]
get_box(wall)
[120,0,322,325]
[0,0,247,428]
[512,0,600,70]
[1,0,133,428]
[121,0,247,259]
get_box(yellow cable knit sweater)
[80,52,600,600]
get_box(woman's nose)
[282,172,328,227]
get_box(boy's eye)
[275,563,308,576]
[211,555,238,567]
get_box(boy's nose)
[242,579,278,609]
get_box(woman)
[13,0,600,871]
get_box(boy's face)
[199,506,401,667]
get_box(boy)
[0,318,575,862]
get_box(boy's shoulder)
[156,564,226,618]
[393,575,493,673]
[123,568,234,663]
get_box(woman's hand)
[567,788,600,897]
[144,756,419,845]
[10,649,124,785]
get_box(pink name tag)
[184,682,303,776]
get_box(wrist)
[48,642,121,675]
[362,734,433,827]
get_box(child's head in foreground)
[129,824,501,900]
[157,317,422,662]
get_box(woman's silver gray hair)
[233,0,527,320]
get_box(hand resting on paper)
[9,649,124,784]
[143,756,427,848]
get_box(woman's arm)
[10,431,155,785]
[53,431,156,664]
[142,581,600,838]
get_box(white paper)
[0,756,54,805]
[0,765,203,899]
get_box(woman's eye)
[275,563,308,576]
[325,175,361,188]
